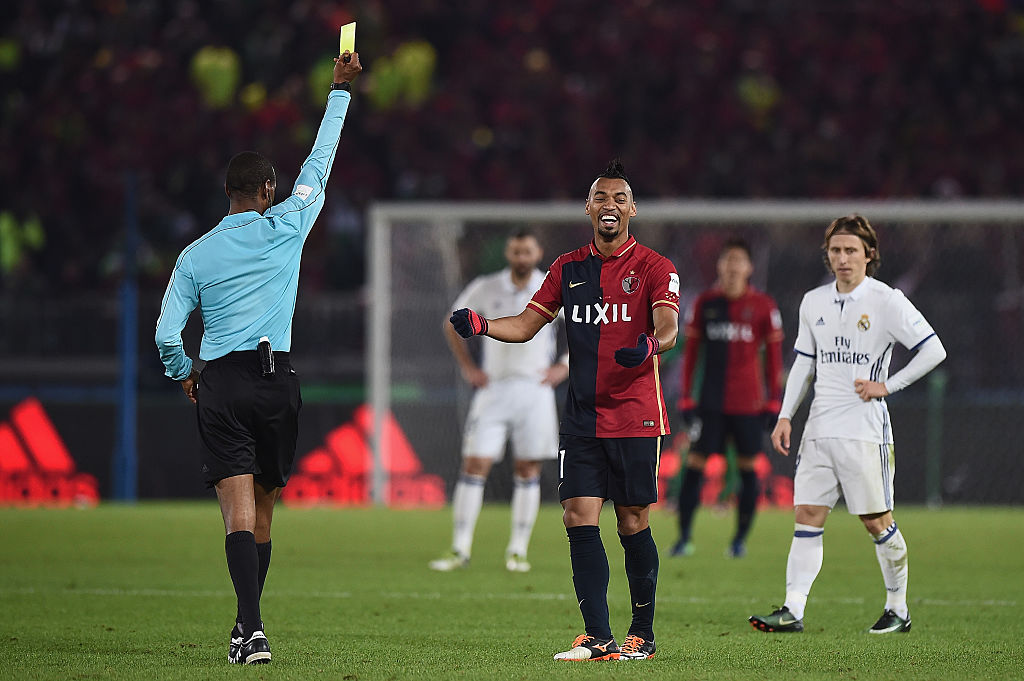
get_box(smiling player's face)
[586,178,636,244]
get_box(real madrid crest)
[857,314,870,332]
[622,275,640,294]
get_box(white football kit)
[453,268,560,461]
[780,277,944,514]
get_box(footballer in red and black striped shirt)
[449,160,677,661]
[672,238,784,560]
[528,235,679,438]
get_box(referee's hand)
[180,369,201,405]
[450,308,489,338]
[334,51,363,83]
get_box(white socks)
[452,472,541,559]
[451,474,486,557]
[873,522,909,619]
[784,523,824,621]
[507,475,540,557]
[780,520,909,622]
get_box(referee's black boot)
[230,624,271,664]
[228,623,242,663]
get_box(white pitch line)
[0,586,1015,608]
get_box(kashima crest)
[858,314,871,332]
[622,276,640,294]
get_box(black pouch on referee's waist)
[258,336,275,377]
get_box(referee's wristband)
[331,81,351,92]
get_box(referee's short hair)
[226,151,276,198]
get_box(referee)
[155,52,362,665]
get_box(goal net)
[367,200,1024,507]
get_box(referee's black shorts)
[558,434,663,506]
[196,350,302,489]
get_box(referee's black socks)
[619,526,658,640]
[567,525,612,640]
[236,540,272,626]
[225,531,262,636]
[257,540,272,596]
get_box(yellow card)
[339,22,356,57]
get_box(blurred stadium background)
[2,0,1024,508]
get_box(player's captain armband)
[293,185,314,200]
[669,272,680,294]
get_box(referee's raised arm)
[266,52,363,237]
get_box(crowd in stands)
[1,0,1022,294]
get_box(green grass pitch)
[1,503,1022,680]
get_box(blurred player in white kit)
[430,231,568,573]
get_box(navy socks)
[567,525,612,639]
[619,527,658,640]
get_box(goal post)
[367,199,1024,507]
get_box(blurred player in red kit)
[673,238,783,559]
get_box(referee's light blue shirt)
[155,90,352,381]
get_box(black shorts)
[690,410,762,458]
[558,434,662,506]
[196,350,302,489]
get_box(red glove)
[450,308,488,338]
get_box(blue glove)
[614,333,660,368]
[450,308,489,339]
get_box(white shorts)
[793,438,895,515]
[462,377,559,461]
